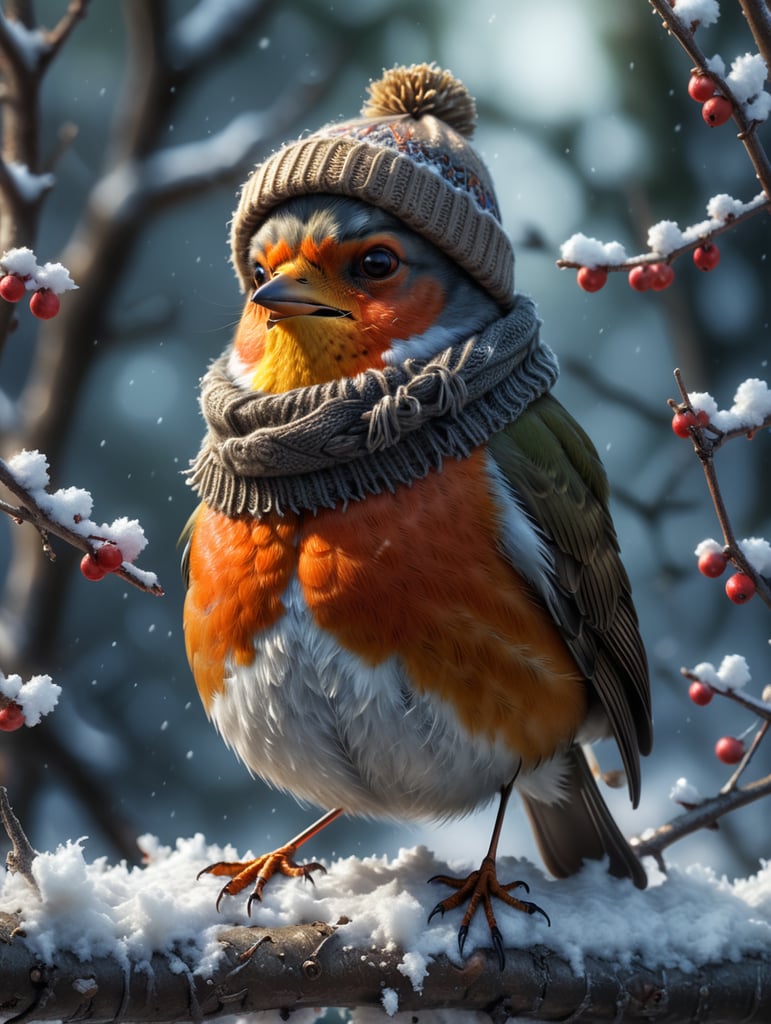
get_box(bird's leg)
[198,807,344,914]
[428,779,549,969]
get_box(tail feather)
[520,746,647,889]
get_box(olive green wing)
[488,393,652,806]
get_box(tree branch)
[631,773,771,863]
[0,916,767,1022]
[648,0,771,200]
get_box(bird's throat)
[247,318,386,391]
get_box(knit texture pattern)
[188,294,557,517]
[230,63,515,307]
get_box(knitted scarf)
[188,293,557,517]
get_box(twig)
[668,368,771,608]
[0,786,39,895]
[556,196,771,271]
[39,0,90,69]
[721,719,770,793]
[648,0,771,199]
[0,458,163,597]
[631,773,771,863]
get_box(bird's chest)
[185,451,586,771]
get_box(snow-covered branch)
[0,915,769,1023]
[0,823,769,1023]
[0,451,162,596]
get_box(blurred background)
[0,0,768,890]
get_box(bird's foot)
[428,854,550,970]
[198,844,326,915]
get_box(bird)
[182,64,652,968]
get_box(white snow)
[691,654,751,691]
[0,671,60,726]
[0,836,769,989]
[670,777,703,805]
[689,376,771,431]
[739,536,771,575]
[5,163,54,203]
[380,987,399,1016]
[0,15,47,70]
[672,0,721,28]
[647,219,684,257]
[5,449,156,586]
[0,247,77,294]
[726,53,771,121]
[559,233,627,267]
[694,537,723,558]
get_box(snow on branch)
[0,814,769,1022]
[0,450,162,596]
[558,0,771,293]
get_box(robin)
[182,63,652,967]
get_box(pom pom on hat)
[362,63,477,138]
[230,64,514,307]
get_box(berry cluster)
[687,72,733,128]
[695,542,756,605]
[571,68,736,295]
[575,243,723,294]
[686,670,758,768]
[80,542,124,582]
[0,273,60,319]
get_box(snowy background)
[0,0,769,920]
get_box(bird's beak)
[251,275,351,323]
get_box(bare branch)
[0,787,38,894]
[631,774,771,862]
[38,0,90,69]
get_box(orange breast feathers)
[184,451,587,763]
[183,509,299,711]
[298,451,587,763]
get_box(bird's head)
[231,195,502,393]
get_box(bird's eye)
[360,247,399,280]
[253,263,268,288]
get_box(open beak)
[251,275,351,322]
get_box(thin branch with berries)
[558,0,771,293]
[668,368,771,609]
[0,457,163,596]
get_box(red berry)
[695,409,710,427]
[628,265,653,291]
[80,553,106,581]
[0,702,25,731]
[715,735,744,765]
[689,681,714,706]
[702,96,733,127]
[650,262,675,291]
[688,74,715,103]
[725,572,755,604]
[693,244,720,271]
[95,543,123,572]
[577,266,608,293]
[29,288,60,319]
[698,550,727,578]
[0,274,26,302]
[672,411,698,437]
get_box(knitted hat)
[230,63,514,307]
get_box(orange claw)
[199,846,326,914]
[428,854,549,969]
[427,780,550,970]
[198,807,344,914]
